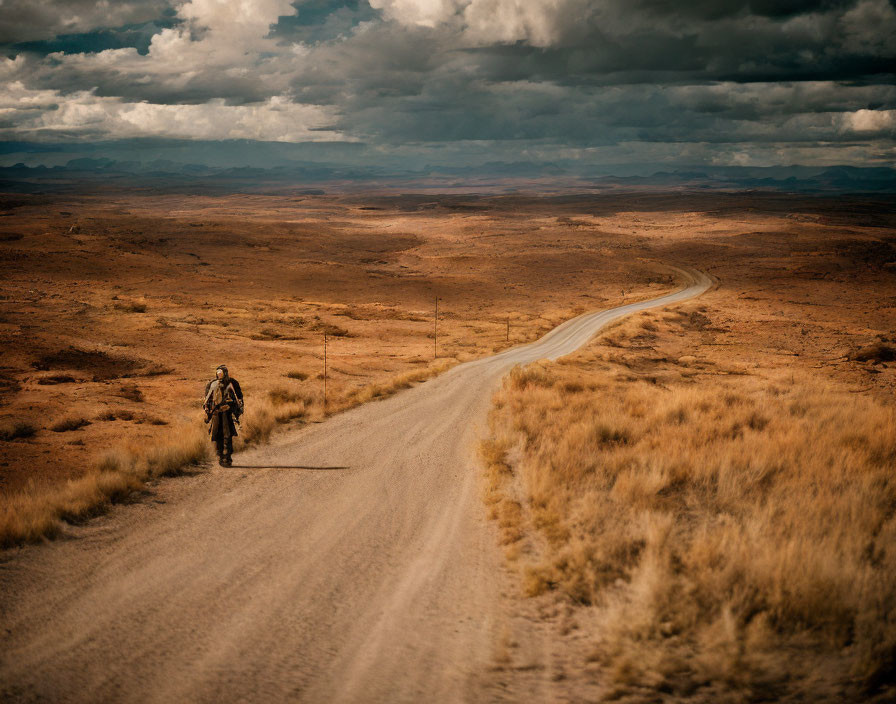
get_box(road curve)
[0,267,711,703]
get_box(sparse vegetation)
[0,423,208,548]
[0,421,37,441]
[265,386,308,424]
[237,400,278,446]
[335,359,456,411]
[850,340,896,363]
[117,383,144,402]
[30,347,141,380]
[50,417,91,433]
[312,321,351,337]
[285,370,308,380]
[113,300,147,313]
[482,308,896,700]
[36,374,77,385]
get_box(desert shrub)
[50,416,91,432]
[850,341,896,362]
[117,383,144,402]
[273,401,305,424]
[313,321,351,337]
[268,386,303,405]
[36,374,77,385]
[263,387,307,425]
[31,347,139,379]
[143,427,207,477]
[237,399,277,446]
[114,300,147,313]
[0,420,37,441]
[285,370,308,380]
[507,362,555,391]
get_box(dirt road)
[1,268,711,703]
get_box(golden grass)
[482,311,896,700]
[236,390,309,448]
[333,359,457,412]
[1,422,208,548]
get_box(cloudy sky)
[1,0,895,171]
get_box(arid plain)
[0,192,686,500]
[1,190,895,701]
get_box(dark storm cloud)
[457,0,896,84]
[0,0,894,167]
[637,0,858,20]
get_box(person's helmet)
[216,364,229,378]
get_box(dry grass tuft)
[1,423,208,548]
[850,341,896,363]
[117,383,144,402]
[268,386,304,405]
[337,360,456,411]
[483,313,896,700]
[0,420,37,441]
[36,374,77,385]
[235,400,277,447]
[113,300,148,313]
[49,416,91,433]
[313,321,351,337]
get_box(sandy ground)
[0,271,710,703]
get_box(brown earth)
[0,192,680,496]
[1,191,895,702]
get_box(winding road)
[0,267,711,703]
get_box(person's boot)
[218,453,227,467]
[223,455,232,467]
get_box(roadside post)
[434,296,440,359]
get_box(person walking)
[203,364,244,466]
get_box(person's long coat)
[204,377,243,440]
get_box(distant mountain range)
[1,159,894,194]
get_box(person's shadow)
[228,465,351,471]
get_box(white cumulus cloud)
[0,83,345,142]
[840,108,896,133]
